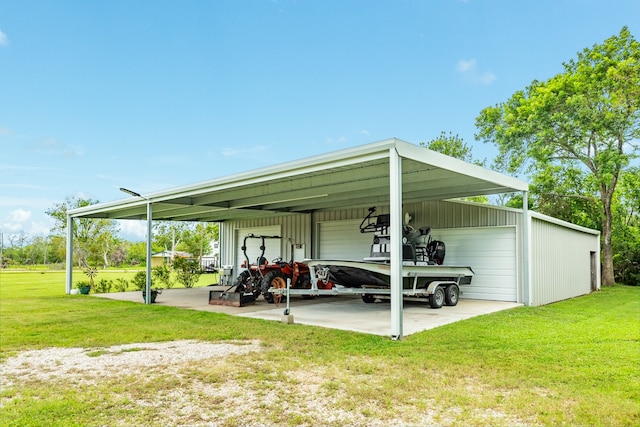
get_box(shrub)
[131,271,147,291]
[172,257,201,288]
[152,264,173,289]
[93,278,113,294]
[113,278,129,292]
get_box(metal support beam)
[145,201,153,304]
[120,187,153,305]
[390,147,403,340]
[65,215,74,294]
[522,190,531,306]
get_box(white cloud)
[457,59,477,73]
[325,136,347,144]
[8,208,31,222]
[221,145,269,157]
[2,209,32,233]
[360,129,370,136]
[30,137,83,159]
[118,220,147,241]
[0,29,8,46]
[27,219,53,236]
[456,59,496,85]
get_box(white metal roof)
[68,138,529,222]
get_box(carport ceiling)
[69,138,529,222]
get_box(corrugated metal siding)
[220,214,312,268]
[312,201,520,230]
[530,216,600,306]
[318,220,373,259]
[406,200,520,229]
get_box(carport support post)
[65,215,74,294]
[390,147,403,340]
[522,190,531,306]
[145,201,153,305]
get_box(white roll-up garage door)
[235,226,282,275]
[431,226,518,302]
[318,220,373,260]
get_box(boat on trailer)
[269,207,475,308]
[304,259,474,308]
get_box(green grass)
[1,270,638,426]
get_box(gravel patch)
[0,340,260,387]
[1,340,530,426]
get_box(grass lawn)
[1,270,638,426]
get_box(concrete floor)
[94,287,522,337]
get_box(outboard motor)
[427,240,446,265]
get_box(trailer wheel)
[445,285,459,306]
[429,286,444,309]
[361,294,376,303]
[261,271,287,304]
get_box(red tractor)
[227,234,332,306]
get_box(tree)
[476,27,640,286]
[422,131,487,166]
[612,167,640,285]
[46,196,120,268]
[153,221,219,262]
[180,222,219,261]
[527,163,602,230]
[153,222,189,254]
[421,131,489,203]
[126,241,147,266]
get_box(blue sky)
[1,0,638,241]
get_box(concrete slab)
[93,287,522,337]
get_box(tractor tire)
[429,286,445,309]
[445,284,459,306]
[261,271,287,304]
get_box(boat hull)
[307,259,473,289]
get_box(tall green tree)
[46,196,120,268]
[612,167,640,285]
[181,222,219,261]
[476,27,640,286]
[422,131,489,203]
[422,131,487,166]
[153,222,189,254]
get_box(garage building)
[66,138,601,339]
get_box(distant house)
[151,244,219,271]
[202,240,220,271]
[150,251,192,267]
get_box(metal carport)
[66,138,529,339]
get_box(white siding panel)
[530,217,599,305]
[432,227,518,302]
[318,220,372,260]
